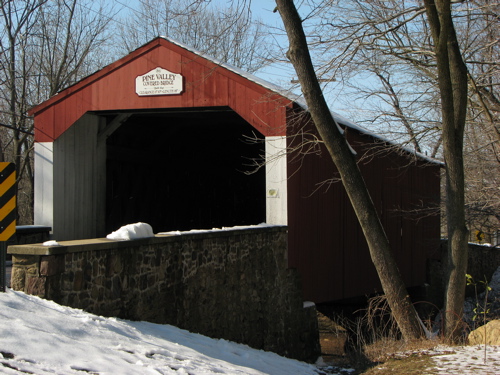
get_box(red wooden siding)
[30,38,291,142]
[287,111,441,302]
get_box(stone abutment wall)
[8,226,320,362]
[427,240,500,307]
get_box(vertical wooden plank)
[95,116,107,238]
[53,113,102,240]
[287,115,347,302]
[53,124,66,239]
[34,142,54,227]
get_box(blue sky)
[109,0,350,119]
[111,0,298,90]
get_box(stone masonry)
[8,226,320,362]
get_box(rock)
[489,266,500,293]
[317,312,348,356]
[468,320,500,345]
[317,312,347,333]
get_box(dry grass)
[359,353,438,375]
[363,337,440,364]
[318,335,447,374]
[318,293,500,374]
[318,295,451,374]
[344,336,450,374]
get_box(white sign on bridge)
[136,67,183,96]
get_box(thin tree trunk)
[275,0,423,340]
[423,0,469,342]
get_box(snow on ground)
[377,345,500,375]
[1,288,499,374]
[430,345,500,374]
[0,289,329,375]
[392,344,500,374]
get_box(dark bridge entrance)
[105,108,266,233]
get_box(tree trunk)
[275,0,423,340]
[423,0,469,343]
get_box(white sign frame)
[136,67,183,96]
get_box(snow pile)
[42,240,61,246]
[0,289,320,375]
[106,222,154,241]
[159,223,278,236]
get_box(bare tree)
[0,125,5,161]
[461,0,500,241]
[274,0,424,340]
[464,121,500,241]
[274,0,477,341]
[422,0,469,342]
[272,0,497,340]
[0,0,47,223]
[32,0,117,97]
[117,0,272,73]
[0,0,117,223]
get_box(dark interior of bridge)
[105,108,266,233]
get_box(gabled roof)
[29,37,288,116]
[29,37,293,142]
[29,36,442,164]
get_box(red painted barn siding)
[30,38,290,142]
[287,115,441,302]
[286,110,348,302]
[354,134,441,298]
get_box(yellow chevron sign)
[0,163,16,241]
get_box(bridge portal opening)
[105,108,266,233]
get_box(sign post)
[0,162,16,292]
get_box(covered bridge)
[29,37,441,303]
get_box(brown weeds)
[325,295,447,372]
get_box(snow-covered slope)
[0,289,319,375]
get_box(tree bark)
[423,0,469,342]
[275,0,423,340]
